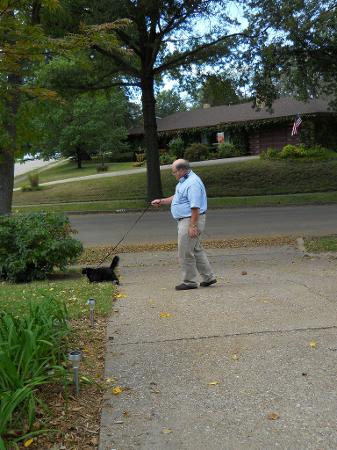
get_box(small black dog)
[82,256,120,283]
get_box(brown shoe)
[175,283,198,291]
[200,279,217,287]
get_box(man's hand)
[189,224,199,238]
[151,199,161,207]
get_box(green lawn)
[0,275,116,318]
[14,160,138,186]
[304,235,337,253]
[12,158,337,211]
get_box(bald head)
[172,159,190,171]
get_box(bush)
[261,144,337,161]
[28,173,39,188]
[260,148,280,160]
[217,142,242,158]
[168,137,185,158]
[96,165,109,172]
[108,151,134,162]
[160,153,176,165]
[0,212,83,282]
[184,143,210,161]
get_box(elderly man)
[151,158,216,290]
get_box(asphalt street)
[69,204,337,246]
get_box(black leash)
[96,203,152,267]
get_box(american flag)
[291,114,302,136]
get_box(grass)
[304,235,337,253]
[14,160,138,186]
[12,191,337,214]
[12,158,337,212]
[0,274,116,319]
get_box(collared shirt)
[171,170,207,220]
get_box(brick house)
[128,97,337,154]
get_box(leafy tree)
[0,0,61,215]
[155,89,187,118]
[39,90,129,168]
[196,74,240,106]
[244,0,337,106]
[56,0,247,200]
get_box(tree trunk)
[76,147,82,169]
[0,73,21,215]
[140,75,163,201]
[0,149,15,215]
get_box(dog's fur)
[82,256,120,283]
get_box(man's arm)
[189,207,200,238]
[151,196,174,207]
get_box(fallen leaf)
[231,354,239,361]
[112,386,124,395]
[309,341,317,349]
[106,377,117,383]
[162,428,173,434]
[160,312,171,318]
[116,293,127,299]
[267,412,280,420]
[208,381,220,386]
[241,271,247,276]
[24,439,34,447]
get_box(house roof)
[129,97,334,136]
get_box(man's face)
[172,166,184,180]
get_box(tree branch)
[153,31,254,74]
[91,44,139,76]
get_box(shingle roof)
[129,97,334,136]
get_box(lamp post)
[87,298,95,327]
[68,350,81,395]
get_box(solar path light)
[68,350,81,395]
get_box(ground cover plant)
[0,213,83,282]
[0,276,117,449]
[0,298,69,448]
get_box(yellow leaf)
[231,354,239,361]
[112,386,123,395]
[24,439,34,447]
[267,412,280,420]
[208,381,220,386]
[160,312,171,318]
[162,428,173,434]
[106,377,117,383]
[309,341,317,349]
[116,293,127,299]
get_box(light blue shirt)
[171,170,207,220]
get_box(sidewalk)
[99,245,337,450]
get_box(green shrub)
[108,151,134,162]
[217,142,242,158]
[96,165,109,172]
[262,144,337,160]
[184,143,210,161]
[28,173,39,188]
[160,153,176,165]
[260,148,281,160]
[168,137,185,158]
[0,299,68,446]
[0,212,83,282]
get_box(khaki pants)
[177,215,215,287]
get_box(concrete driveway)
[99,246,337,450]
